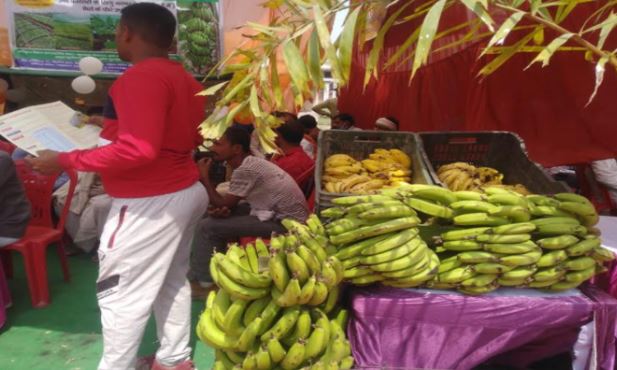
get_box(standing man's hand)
[197,158,212,181]
[25,150,63,175]
[87,115,105,127]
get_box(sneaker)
[190,280,215,300]
[152,359,196,370]
[135,355,155,370]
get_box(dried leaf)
[338,7,361,83]
[526,32,573,69]
[196,81,229,96]
[586,56,608,107]
[412,0,447,78]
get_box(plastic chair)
[0,141,16,155]
[0,161,77,308]
[574,164,616,214]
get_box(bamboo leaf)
[307,29,325,90]
[460,0,494,32]
[196,81,229,96]
[338,7,361,83]
[312,3,343,82]
[483,12,525,55]
[598,13,617,49]
[221,74,252,105]
[225,100,249,127]
[556,0,580,23]
[366,1,413,85]
[526,32,573,69]
[249,85,262,119]
[479,28,539,76]
[411,0,447,78]
[282,40,310,93]
[586,56,609,106]
[270,54,283,109]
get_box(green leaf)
[249,85,262,119]
[312,4,343,82]
[479,28,539,76]
[526,32,573,69]
[460,0,494,32]
[282,39,310,94]
[338,7,361,83]
[483,11,525,55]
[221,74,252,105]
[270,54,283,109]
[411,0,447,78]
[196,81,229,96]
[586,56,609,106]
[307,29,325,90]
[225,100,249,126]
[598,13,617,49]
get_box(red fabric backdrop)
[338,2,617,167]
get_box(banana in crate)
[437,162,530,194]
[322,149,413,194]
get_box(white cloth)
[591,159,617,205]
[96,182,208,370]
[300,138,315,160]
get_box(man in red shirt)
[272,120,315,186]
[27,4,207,370]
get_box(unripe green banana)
[326,217,370,236]
[502,265,537,280]
[554,192,593,205]
[329,217,420,245]
[339,356,355,370]
[335,234,390,260]
[438,255,462,273]
[489,205,531,222]
[224,350,244,364]
[297,232,329,263]
[497,277,529,286]
[328,257,344,283]
[350,274,384,285]
[453,190,486,201]
[280,340,306,370]
[276,277,302,307]
[299,276,317,305]
[438,266,476,283]
[533,266,566,282]
[360,237,423,265]
[216,266,269,301]
[216,254,272,288]
[531,216,580,226]
[528,278,563,288]
[483,240,537,254]
[458,250,500,264]
[223,299,248,337]
[549,280,581,291]
[537,235,580,251]
[440,227,491,241]
[307,213,327,236]
[283,309,312,346]
[450,200,499,214]
[266,337,287,363]
[236,317,262,352]
[215,350,236,369]
[458,282,499,295]
[537,250,568,267]
[473,262,512,274]
[257,300,283,336]
[308,279,330,306]
[476,233,531,244]
[255,346,272,370]
[358,205,417,220]
[564,256,596,271]
[270,251,290,292]
[321,261,339,287]
[333,308,349,330]
[369,242,428,272]
[487,193,527,207]
[242,351,258,370]
[425,280,459,289]
[332,194,394,206]
[591,247,616,262]
[483,186,516,195]
[340,256,361,269]
[321,285,340,314]
[498,248,542,267]
[346,200,407,214]
[412,186,457,205]
[261,307,301,342]
[297,245,322,275]
[381,251,430,279]
[361,228,419,256]
[199,308,236,350]
[460,273,498,288]
[211,361,226,370]
[320,207,347,219]
[213,289,231,329]
[255,238,270,259]
[245,243,260,274]
[566,237,601,257]
[287,250,310,283]
[269,234,286,252]
[329,337,349,363]
[490,222,536,235]
[530,206,571,218]
[343,266,373,279]
[453,213,509,227]
[442,240,483,251]
[535,223,587,237]
[305,327,327,359]
[527,194,560,207]
[404,197,455,218]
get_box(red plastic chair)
[0,141,16,155]
[0,161,77,308]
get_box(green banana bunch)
[404,197,455,219]
[453,213,509,227]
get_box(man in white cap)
[375,116,399,131]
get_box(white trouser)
[96,182,208,370]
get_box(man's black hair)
[223,126,251,153]
[386,116,400,129]
[334,113,355,125]
[120,3,176,49]
[298,115,317,130]
[276,121,305,145]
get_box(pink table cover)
[348,284,617,370]
[0,262,10,330]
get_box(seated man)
[190,127,309,295]
[0,152,30,247]
[375,116,399,131]
[332,113,361,131]
[298,115,319,159]
[273,120,315,183]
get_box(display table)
[348,284,617,370]
[591,216,617,298]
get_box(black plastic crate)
[418,131,569,194]
[315,130,433,211]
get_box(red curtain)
[339,2,617,167]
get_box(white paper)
[0,101,100,155]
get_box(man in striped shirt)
[190,127,309,294]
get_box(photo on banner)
[5,0,220,74]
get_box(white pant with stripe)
[96,182,208,370]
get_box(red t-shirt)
[273,146,315,184]
[58,58,206,198]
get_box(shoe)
[136,355,155,370]
[190,280,215,300]
[136,355,196,370]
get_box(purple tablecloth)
[348,285,617,370]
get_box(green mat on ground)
[0,251,214,370]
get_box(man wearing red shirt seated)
[27,4,207,370]
[272,120,315,185]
